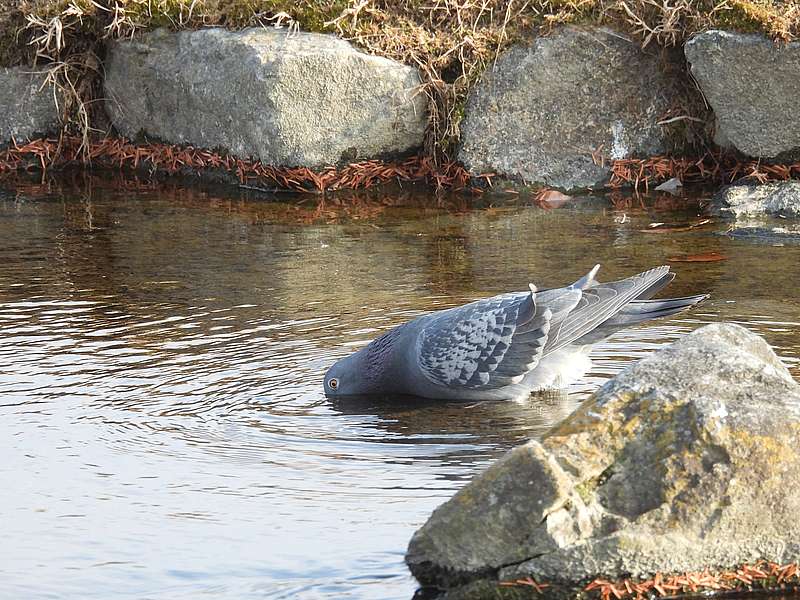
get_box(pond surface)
[1,176,798,599]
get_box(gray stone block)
[104,28,427,167]
[458,27,670,191]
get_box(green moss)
[275,1,350,32]
[575,479,596,504]
[714,0,790,37]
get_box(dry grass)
[501,560,800,599]
[3,134,800,193]
[609,151,800,189]
[0,135,486,191]
[582,560,800,599]
[1,0,799,165]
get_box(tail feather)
[572,293,708,345]
[633,272,676,301]
[545,266,672,354]
[571,264,601,290]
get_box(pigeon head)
[323,352,363,396]
[324,327,405,397]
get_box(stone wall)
[686,31,800,159]
[457,27,800,190]
[2,26,800,188]
[459,27,671,191]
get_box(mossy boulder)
[0,67,61,146]
[406,323,800,596]
[458,26,672,191]
[685,30,800,159]
[104,27,427,167]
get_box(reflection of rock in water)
[426,232,471,294]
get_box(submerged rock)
[458,26,670,191]
[406,323,800,595]
[710,181,800,218]
[0,67,61,146]
[724,226,800,245]
[105,28,426,167]
[685,31,800,158]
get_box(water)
[1,176,798,599]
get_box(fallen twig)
[4,137,800,194]
[502,561,800,600]
[0,135,486,193]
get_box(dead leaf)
[536,189,573,209]
[640,219,713,233]
[668,252,727,262]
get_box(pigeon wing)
[416,286,581,389]
[542,265,672,353]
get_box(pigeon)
[323,265,707,401]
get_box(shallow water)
[1,177,798,599]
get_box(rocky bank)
[711,181,800,244]
[406,323,800,597]
[711,181,800,219]
[455,27,800,190]
[3,25,800,190]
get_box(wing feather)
[416,265,674,392]
[543,266,671,353]
[417,286,580,390]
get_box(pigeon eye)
[329,378,339,390]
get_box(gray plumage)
[323,265,707,401]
